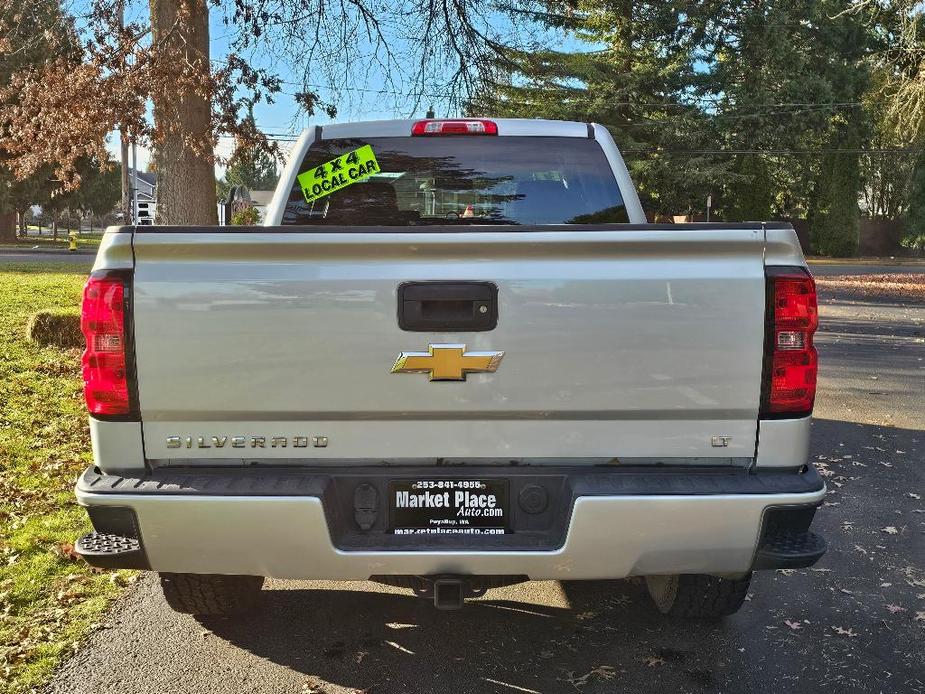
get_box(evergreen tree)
[473,0,881,247]
[223,145,279,192]
[469,1,724,217]
[904,149,925,250]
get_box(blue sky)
[104,4,584,175]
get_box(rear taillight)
[411,119,498,136]
[762,267,818,417]
[81,272,135,417]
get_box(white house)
[130,169,156,224]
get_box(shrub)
[26,309,83,349]
[230,205,261,225]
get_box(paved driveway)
[47,275,924,694]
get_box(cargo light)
[762,267,818,417]
[81,272,135,417]
[411,119,498,136]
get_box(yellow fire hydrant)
[68,231,79,252]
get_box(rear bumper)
[75,465,826,580]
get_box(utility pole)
[118,0,131,224]
[131,138,139,224]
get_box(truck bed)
[108,222,786,466]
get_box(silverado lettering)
[165,435,327,449]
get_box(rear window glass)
[282,136,628,226]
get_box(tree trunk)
[149,0,217,225]
[0,212,15,242]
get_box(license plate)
[389,479,508,535]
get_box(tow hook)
[369,574,528,609]
[433,578,465,610]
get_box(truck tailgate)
[132,226,767,464]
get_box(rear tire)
[645,573,751,619]
[159,573,263,616]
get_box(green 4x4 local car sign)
[297,145,380,204]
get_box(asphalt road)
[0,250,96,264]
[46,272,924,694]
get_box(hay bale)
[27,309,84,349]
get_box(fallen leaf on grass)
[55,589,82,606]
[53,543,79,562]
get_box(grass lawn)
[0,263,131,693]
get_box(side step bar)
[76,531,149,570]
[754,530,827,570]
[752,505,827,570]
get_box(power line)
[597,104,868,128]
[500,94,865,110]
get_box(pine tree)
[903,149,925,250]
[469,2,723,217]
[224,145,279,192]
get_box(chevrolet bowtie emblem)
[391,344,504,381]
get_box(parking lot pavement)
[46,280,924,694]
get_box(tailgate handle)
[398,282,498,332]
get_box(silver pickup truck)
[75,118,826,617]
